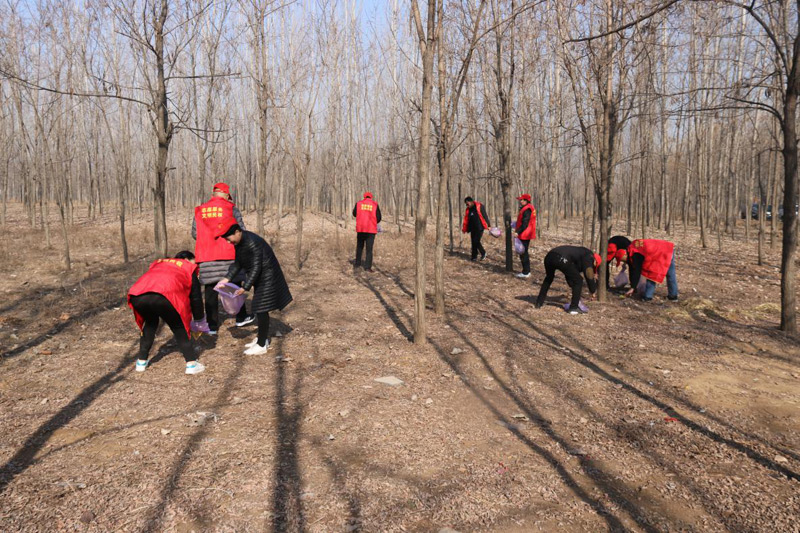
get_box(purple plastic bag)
[489,227,502,238]
[514,237,526,254]
[563,301,589,313]
[214,282,246,315]
[190,318,210,334]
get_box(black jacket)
[550,245,598,294]
[226,231,293,314]
[467,203,491,233]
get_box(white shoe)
[245,337,259,348]
[244,342,270,355]
[235,315,256,327]
[516,272,531,279]
[135,359,148,372]
[208,330,218,336]
[185,361,206,375]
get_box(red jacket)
[194,197,236,262]
[627,239,675,284]
[462,202,489,233]
[356,197,379,233]
[128,259,197,334]
[516,203,536,240]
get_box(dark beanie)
[464,196,474,203]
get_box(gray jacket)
[192,206,245,286]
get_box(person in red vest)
[514,194,537,278]
[353,192,382,272]
[615,238,678,301]
[462,196,491,261]
[192,182,254,334]
[128,251,206,375]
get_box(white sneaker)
[244,342,270,355]
[245,337,259,348]
[208,330,218,336]
[135,359,148,372]
[516,272,531,279]
[185,361,206,375]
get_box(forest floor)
[0,204,799,533]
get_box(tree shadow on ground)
[0,340,139,494]
[354,275,413,342]
[0,297,127,362]
[483,296,800,483]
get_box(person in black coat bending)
[535,245,601,315]
[217,222,293,355]
[605,235,632,289]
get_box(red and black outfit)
[462,202,491,260]
[626,239,678,301]
[192,193,250,330]
[128,259,204,362]
[516,202,537,274]
[606,235,632,289]
[353,192,382,270]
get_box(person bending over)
[535,245,601,315]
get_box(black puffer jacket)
[225,231,293,314]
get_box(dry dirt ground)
[0,205,798,533]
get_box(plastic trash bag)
[377,224,383,233]
[214,282,246,315]
[563,300,589,313]
[489,227,502,238]
[514,237,526,254]
[613,268,629,288]
[190,318,210,333]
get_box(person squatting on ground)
[353,192,381,272]
[515,194,537,278]
[462,196,491,261]
[605,235,632,289]
[615,238,678,301]
[191,182,254,334]
[128,251,207,375]
[217,222,293,355]
[535,245,602,315]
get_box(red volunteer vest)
[627,239,674,284]
[128,259,197,334]
[356,198,378,233]
[462,201,489,233]
[516,203,537,240]
[194,197,236,262]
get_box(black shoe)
[480,253,486,261]
[534,302,543,309]
[667,295,678,301]
[235,315,256,327]
[365,268,374,273]
[567,306,587,315]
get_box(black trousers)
[536,251,583,309]
[257,312,270,347]
[520,239,531,274]
[470,230,485,260]
[355,232,376,269]
[130,293,197,362]
[204,284,250,331]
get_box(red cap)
[364,192,373,199]
[593,253,602,273]
[214,217,238,239]
[606,243,618,263]
[213,182,231,197]
[516,193,531,202]
[614,248,626,266]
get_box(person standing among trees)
[128,251,207,375]
[462,196,491,261]
[353,192,381,272]
[514,194,537,278]
[534,245,602,315]
[605,235,632,289]
[192,182,254,335]
[217,222,293,355]
[615,239,679,302]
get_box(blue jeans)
[644,254,678,300]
